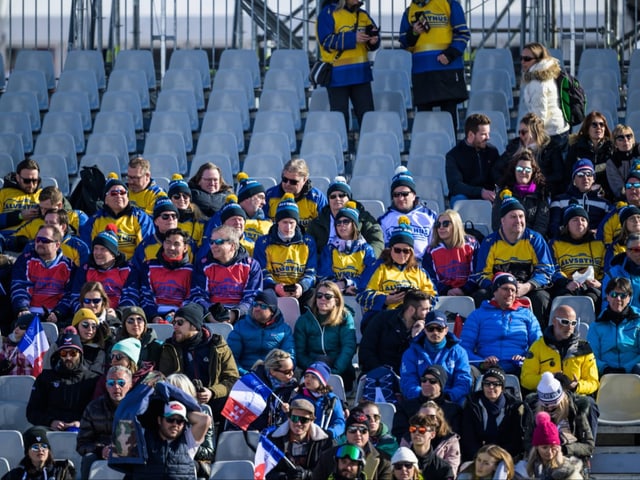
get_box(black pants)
[328,82,374,131]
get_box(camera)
[394,285,414,294]
[283,284,297,293]
[365,24,378,37]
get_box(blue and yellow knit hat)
[391,166,416,194]
[327,176,352,198]
[275,193,299,222]
[336,200,360,228]
[153,197,179,219]
[220,194,247,223]
[563,200,589,225]
[168,174,191,198]
[389,216,414,247]
[93,223,119,256]
[236,172,265,203]
[499,189,525,217]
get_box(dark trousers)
[328,82,374,131]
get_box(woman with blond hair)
[422,209,478,296]
[294,280,357,390]
[606,124,640,199]
[458,444,515,480]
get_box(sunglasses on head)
[347,425,368,434]
[515,166,533,173]
[392,247,412,255]
[616,134,633,141]
[426,325,445,333]
[59,349,79,358]
[35,236,56,244]
[289,414,312,424]
[434,220,451,229]
[394,463,414,470]
[83,298,102,305]
[409,425,431,434]
[20,176,40,184]
[482,381,503,388]
[556,317,578,327]
[316,292,335,300]
[164,416,186,425]
[209,238,230,245]
[392,191,412,198]
[591,121,605,128]
[30,443,49,451]
[329,192,348,200]
[609,291,629,299]
[109,189,127,196]
[575,171,593,178]
[281,176,300,186]
[80,321,97,330]
[160,213,177,220]
[106,378,127,388]
[626,182,640,190]
[520,55,536,62]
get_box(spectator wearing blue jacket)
[226,289,295,375]
[460,273,542,374]
[400,310,472,405]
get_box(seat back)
[0,112,33,153]
[0,92,41,131]
[300,131,345,175]
[263,68,306,109]
[6,70,48,110]
[201,111,246,152]
[169,49,211,89]
[114,49,156,89]
[143,132,187,175]
[47,431,83,472]
[33,132,78,175]
[328,374,347,403]
[214,430,261,462]
[277,296,300,331]
[41,111,85,153]
[49,91,92,131]
[148,323,174,342]
[549,295,596,325]
[57,69,100,109]
[107,69,150,109]
[0,376,35,431]
[64,50,106,89]
[205,322,233,340]
[0,133,25,171]
[0,430,24,468]
[88,460,125,480]
[435,296,476,318]
[219,49,261,88]
[453,199,493,233]
[162,68,205,110]
[596,373,640,424]
[252,111,296,152]
[376,402,396,428]
[210,460,255,479]
[100,90,143,131]
[15,50,55,89]
[269,49,311,87]
[86,132,130,175]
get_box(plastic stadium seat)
[453,199,493,233]
[210,460,255,480]
[627,111,640,140]
[406,154,448,196]
[201,111,245,152]
[88,460,125,480]
[143,153,181,179]
[155,89,199,132]
[252,111,296,152]
[196,133,240,176]
[169,49,211,89]
[6,70,48,110]
[107,69,150,109]
[304,111,348,152]
[212,68,256,111]
[578,68,620,107]
[15,49,55,89]
[359,200,385,221]
[584,89,618,125]
[100,90,143,131]
[300,131,344,174]
[269,49,311,87]
[0,375,35,432]
[218,49,261,88]
[205,322,233,340]
[148,323,173,342]
[85,132,130,175]
[0,112,33,153]
[247,132,291,163]
[242,153,285,178]
[162,68,205,110]
[0,153,15,176]
[596,374,640,425]
[309,87,330,111]
[413,176,445,212]
[625,90,640,120]
[31,154,70,195]
[310,176,331,193]
[47,431,83,470]
[40,176,59,189]
[190,154,234,185]
[349,175,391,205]
[374,91,408,130]
[630,48,640,72]
[472,48,516,87]
[0,53,5,90]
[143,132,188,175]
[49,91,92,131]
[206,89,250,131]
[579,48,621,87]
[93,111,137,153]
[0,92,41,131]
[470,68,514,107]
[467,90,510,128]
[154,176,170,192]
[114,49,156,89]
[372,68,413,109]
[263,68,306,109]
[0,133,25,168]
[57,69,100,109]
[435,296,476,317]
[549,295,596,325]
[41,111,85,153]
[360,111,404,152]
[64,49,106,89]
[259,89,302,130]
[356,132,401,168]
[250,176,278,189]
[377,402,396,428]
[0,430,24,468]
[412,111,456,147]
[547,47,564,65]
[352,153,396,178]
[215,430,261,462]
[466,110,508,144]
[0,458,9,478]
[34,132,77,175]
[79,154,122,178]
[373,49,412,80]
[328,374,347,403]
[149,111,194,152]
[302,153,339,180]
[278,296,300,331]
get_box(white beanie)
[390,446,419,466]
[537,371,564,406]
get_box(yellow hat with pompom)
[168,173,191,198]
[389,215,414,248]
[335,200,360,227]
[104,172,127,197]
[276,192,299,223]
[237,172,265,202]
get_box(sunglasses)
[515,166,533,174]
[409,425,431,434]
[83,298,102,305]
[629,246,640,253]
[111,353,128,362]
[160,213,177,220]
[289,414,312,424]
[591,121,605,128]
[616,134,633,141]
[35,236,56,244]
[434,220,451,229]
[106,378,127,388]
[426,325,445,333]
[482,381,503,388]
[329,193,348,200]
[366,414,381,422]
[171,193,190,200]
[80,321,97,330]
[556,317,578,327]
[392,247,412,255]
[59,349,79,358]
[392,191,412,198]
[281,176,300,186]
[253,301,270,310]
[335,219,352,226]
[20,176,40,184]
[520,55,536,62]
[626,183,640,189]
[347,425,368,434]
[109,189,127,196]
[575,171,593,178]
[518,129,530,136]
[316,292,335,300]
[126,316,145,324]
[30,443,49,451]
[420,377,438,384]
[209,238,230,245]
[164,416,186,425]
[336,444,364,462]
[609,291,629,299]
[172,318,187,327]
[394,463,414,470]
[274,368,294,376]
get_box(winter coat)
[296,388,346,440]
[294,307,356,375]
[550,231,605,283]
[446,140,501,199]
[460,299,542,373]
[606,145,640,200]
[603,253,640,311]
[358,308,412,374]
[318,235,378,287]
[227,308,295,374]
[492,185,550,236]
[515,455,583,480]
[76,394,118,456]
[565,136,615,198]
[588,304,640,373]
[312,442,392,480]
[2,459,75,480]
[264,183,328,229]
[548,184,610,236]
[400,331,472,404]
[113,327,163,366]
[189,182,232,219]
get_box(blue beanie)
[153,197,179,219]
[275,193,299,222]
[305,361,331,386]
[168,174,191,198]
[221,194,247,223]
[572,158,595,178]
[388,216,414,247]
[391,167,416,194]
[236,172,265,203]
[327,176,352,198]
[499,191,525,217]
[563,200,589,225]
[335,200,360,228]
[93,223,120,255]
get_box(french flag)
[17,314,50,377]
[254,434,285,480]
[221,372,272,430]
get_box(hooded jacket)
[588,303,640,373]
[602,253,640,311]
[264,183,328,229]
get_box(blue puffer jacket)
[460,299,542,373]
[588,304,640,373]
[400,331,472,404]
[295,388,346,440]
[602,252,640,311]
[227,309,295,374]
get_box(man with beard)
[0,159,42,235]
[126,156,167,216]
[359,289,432,374]
[26,329,99,430]
[77,365,133,480]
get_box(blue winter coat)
[400,331,472,404]
[602,252,640,312]
[588,305,640,373]
[295,388,345,440]
[460,300,542,373]
[227,309,295,374]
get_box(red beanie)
[532,411,560,446]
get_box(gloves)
[290,466,310,480]
[209,303,231,322]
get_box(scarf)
[513,182,537,196]
[479,393,506,442]
[329,236,367,254]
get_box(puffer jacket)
[587,303,640,373]
[549,184,610,236]
[76,394,118,456]
[293,307,356,375]
[602,253,640,311]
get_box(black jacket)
[359,308,411,373]
[446,140,501,198]
[393,394,462,442]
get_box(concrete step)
[590,446,640,477]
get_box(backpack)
[362,366,401,404]
[555,70,587,126]
[69,166,106,215]
[464,220,485,243]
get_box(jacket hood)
[524,57,561,82]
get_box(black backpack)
[69,166,106,215]
[556,70,587,126]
